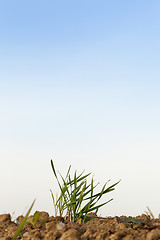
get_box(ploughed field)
[1,212,160,240]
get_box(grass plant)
[26,211,40,226]
[12,199,36,240]
[50,159,120,222]
[145,206,155,219]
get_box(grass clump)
[50,159,120,222]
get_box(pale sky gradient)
[0,1,160,218]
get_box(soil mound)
[1,212,160,239]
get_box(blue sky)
[0,1,160,218]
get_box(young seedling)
[121,216,146,225]
[50,159,120,222]
[50,190,64,217]
[26,211,48,227]
[145,206,155,219]
[12,199,36,240]
[26,211,40,226]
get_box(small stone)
[57,222,66,230]
[23,231,30,237]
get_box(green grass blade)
[84,180,120,201]
[75,181,87,212]
[33,211,40,225]
[50,189,55,206]
[91,177,93,199]
[12,199,36,240]
[69,172,91,186]
[65,165,71,181]
[81,182,99,200]
[74,172,91,183]
[83,199,113,213]
[51,160,69,200]
[51,159,57,178]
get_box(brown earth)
[1,212,160,240]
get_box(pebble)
[23,231,30,237]
[57,222,66,230]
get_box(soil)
[1,212,160,240]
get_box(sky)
[0,0,160,219]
